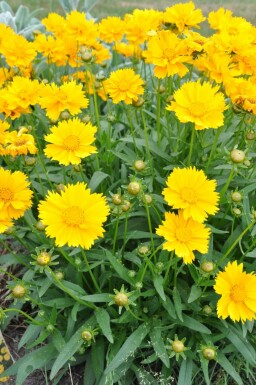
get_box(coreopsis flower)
[214,261,256,323]
[162,167,219,223]
[42,12,66,37]
[0,168,33,220]
[44,118,97,165]
[163,1,205,33]
[105,68,144,104]
[33,34,67,66]
[225,77,256,114]
[38,182,110,248]
[114,43,142,59]
[143,30,190,78]
[5,128,37,157]
[39,81,89,120]
[208,8,233,31]
[98,16,124,43]
[0,32,36,69]
[66,11,98,46]
[156,211,210,264]
[166,80,227,130]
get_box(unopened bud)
[12,284,26,299]
[35,221,46,231]
[114,292,129,306]
[231,191,242,202]
[112,194,122,205]
[202,347,216,360]
[201,261,214,273]
[134,160,145,171]
[230,149,245,163]
[128,181,141,196]
[37,251,51,266]
[122,200,131,212]
[172,340,185,353]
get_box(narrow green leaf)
[188,285,202,303]
[149,328,170,368]
[96,308,114,343]
[81,293,111,302]
[88,171,109,192]
[153,275,166,301]
[162,297,177,319]
[104,322,151,374]
[50,316,95,379]
[105,250,132,284]
[182,314,211,334]
[92,336,105,380]
[200,357,210,385]
[217,352,243,385]
[177,358,193,385]
[173,287,183,321]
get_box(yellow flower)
[0,168,33,220]
[163,167,219,223]
[98,16,124,43]
[105,68,144,104]
[214,261,256,323]
[166,80,227,130]
[0,32,36,69]
[44,118,97,165]
[163,2,205,33]
[156,211,210,264]
[39,81,89,120]
[0,217,13,234]
[38,183,110,249]
[114,43,142,59]
[42,12,66,37]
[5,128,37,157]
[0,121,10,155]
[143,30,190,78]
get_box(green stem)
[164,251,174,284]
[141,109,154,177]
[205,127,223,173]
[3,308,46,326]
[112,214,120,254]
[187,127,195,166]
[125,105,138,156]
[140,244,163,282]
[46,267,97,309]
[156,80,161,144]
[122,214,128,258]
[220,167,235,200]
[80,248,101,293]
[143,194,155,257]
[220,221,255,263]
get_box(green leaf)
[84,354,96,385]
[200,357,210,385]
[182,315,211,334]
[173,287,183,321]
[105,250,132,284]
[149,328,170,368]
[88,171,109,192]
[3,344,57,385]
[227,326,256,365]
[81,293,111,302]
[104,322,151,374]
[217,352,243,385]
[92,336,105,380]
[177,358,193,385]
[188,285,202,303]
[153,275,166,301]
[162,297,177,319]
[50,316,95,379]
[95,308,114,343]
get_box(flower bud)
[202,347,216,360]
[244,159,251,167]
[46,324,54,332]
[128,181,141,196]
[231,191,242,202]
[81,115,91,123]
[246,130,256,141]
[135,281,143,290]
[122,200,131,212]
[12,284,26,299]
[96,71,105,81]
[107,113,116,123]
[75,257,82,266]
[132,96,145,108]
[201,261,214,273]
[56,184,65,193]
[24,156,36,166]
[81,330,93,341]
[134,160,145,172]
[60,111,70,120]
[112,194,122,205]
[114,292,129,306]
[35,221,46,231]
[172,340,185,353]
[202,305,212,315]
[55,271,64,280]
[158,84,166,93]
[137,245,150,256]
[156,262,164,271]
[230,149,245,163]
[144,194,153,204]
[128,270,136,278]
[232,207,242,217]
[81,51,93,62]
[36,251,51,266]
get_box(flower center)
[230,284,244,302]
[181,187,198,203]
[175,227,192,243]
[0,187,14,202]
[62,135,80,151]
[190,102,205,117]
[14,138,27,146]
[62,206,85,226]
[118,80,129,92]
